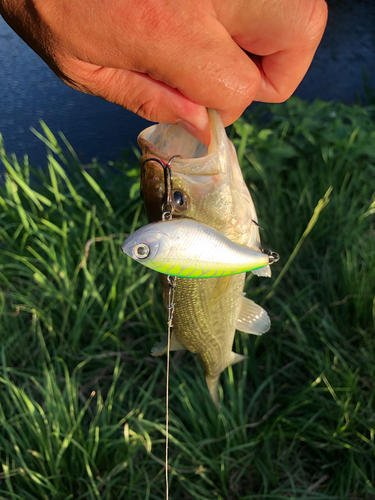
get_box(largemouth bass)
[121,218,277,277]
[137,109,276,407]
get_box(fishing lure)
[121,218,278,278]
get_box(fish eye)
[173,191,184,206]
[133,243,150,259]
[172,190,187,209]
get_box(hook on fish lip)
[143,155,183,217]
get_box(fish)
[121,218,277,278]
[136,109,277,407]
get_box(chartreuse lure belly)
[121,218,277,278]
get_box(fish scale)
[161,275,244,380]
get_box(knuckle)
[230,69,262,111]
[77,66,118,98]
[60,60,161,122]
[206,56,261,110]
[299,0,328,43]
[49,56,99,95]
[132,96,159,122]
[102,76,159,121]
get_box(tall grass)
[0,98,374,499]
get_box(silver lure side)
[121,218,276,278]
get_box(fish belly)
[160,273,245,379]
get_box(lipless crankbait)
[121,218,278,278]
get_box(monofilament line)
[165,275,176,500]
[165,317,171,499]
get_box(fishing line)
[163,156,180,499]
[165,266,177,498]
[165,275,176,500]
[144,154,181,499]
[166,328,170,500]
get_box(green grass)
[0,97,374,499]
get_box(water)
[1,0,374,167]
[0,17,151,167]
[295,0,375,102]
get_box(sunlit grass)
[0,98,374,499]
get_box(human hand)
[0,0,327,145]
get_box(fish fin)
[206,376,220,410]
[170,336,186,351]
[151,335,185,357]
[206,353,247,409]
[151,341,167,357]
[228,351,248,367]
[252,264,271,277]
[236,296,271,335]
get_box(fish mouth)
[138,111,229,227]
[138,110,224,175]
[138,109,264,253]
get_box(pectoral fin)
[236,296,271,335]
[151,335,186,356]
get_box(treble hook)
[268,251,280,264]
[260,244,280,264]
[143,155,182,219]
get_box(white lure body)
[121,218,273,278]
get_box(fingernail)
[176,113,210,147]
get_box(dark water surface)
[0,18,151,167]
[1,0,374,168]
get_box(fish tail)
[206,376,220,410]
[206,353,248,409]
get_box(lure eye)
[133,243,150,259]
[172,190,187,210]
